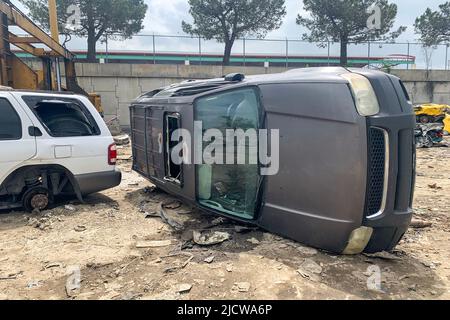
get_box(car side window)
[0,98,22,140]
[21,96,100,137]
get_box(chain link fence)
[70,34,449,70]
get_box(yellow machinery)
[0,0,103,114]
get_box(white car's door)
[0,93,37,184]
[15,94,113,176]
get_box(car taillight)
[108,143,117,165]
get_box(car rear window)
[0,98,22,140]
[22,96,100,137]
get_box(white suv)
[0,89,122,211]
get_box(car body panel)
[0,92,37,183]
[130,67,415,254]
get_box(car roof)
[3,90,87,101]
[133,67,364,104]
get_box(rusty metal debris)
[143,203,184,231]
[158,203,184,231]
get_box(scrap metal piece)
[193,230,231,246]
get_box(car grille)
[365,127,387,217]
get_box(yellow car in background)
[414,104,450,133]
[444,115,450,134]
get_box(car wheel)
[22,187,51,212]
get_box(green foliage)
[415,2,450,46]
[20,0,148,59]
[297,0,405,65]
[182,0,286,64]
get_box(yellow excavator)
[414,103,450,133]
[0,0,103,114]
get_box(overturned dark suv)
[129,67,416,254]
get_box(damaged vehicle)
[129,67,416,254]
[0,90,122,212]
[415,123,445,148]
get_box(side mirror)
[28,126,43,137]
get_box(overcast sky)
[142,0,445,40]
[10,0,450,68]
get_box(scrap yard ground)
[0,138,449,300]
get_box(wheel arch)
[0,164,83,202]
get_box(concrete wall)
[390,70,450,106]
[27,61,450,128]
[70,63,291,127]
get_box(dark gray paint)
[75,169,122,196]
[256,83,368,252]
[129,67,415,254]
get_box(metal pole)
[367,41,371,68]
[199,36,202,65]
[243,38,246,67]
[105,33,109,63]
[285,38,288,69]
[54,57,61,91]
[445,44,449,70]
[407,42,410,70]
[153,34,156,65]
[327,41,330,66]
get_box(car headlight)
[343,226,374,255]
[342,73,380,116]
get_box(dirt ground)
[0,138,449,301]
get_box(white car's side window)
[0,98,22,141]
[21,96,100,138]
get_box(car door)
[0,93,37,184]
[16,94,111,176]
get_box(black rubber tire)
[22,187,51,212]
